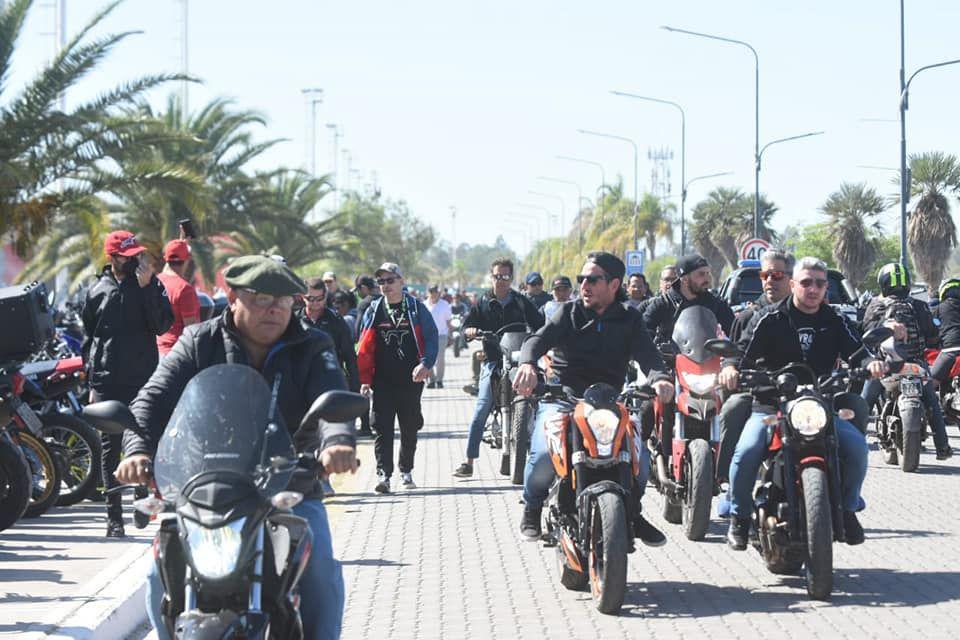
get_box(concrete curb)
[25,541,153,640]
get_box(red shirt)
[156,271,201,355]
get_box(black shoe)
[937,446,954,460]
[462,384,478,396]
[106,519,125,538]
[452,463,473,478]
[427,382,437,389]
[726,518,750,550]
[633,514,667,547]
[436,381,444,389]
[519,507,542,541]
[843,511,865,545]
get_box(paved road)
[332,353,960,639]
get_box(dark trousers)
[91,386,140,522]
[717,392,754,482]
[371,381,424,477]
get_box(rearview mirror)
[704,338,741,358]
[301,390,369,428]
[83,401,137,436]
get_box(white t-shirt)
[426,297,452,336]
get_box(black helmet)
[939,277,960,301]
[877,263,910,297]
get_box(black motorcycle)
[84,365,368,639]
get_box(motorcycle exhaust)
[655,453,680,492]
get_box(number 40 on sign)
[739,238,771,262]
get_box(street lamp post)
[756,131,824,234]
[662,26,760,236]
[610,91,686,257]
[528,191,566,239]
[506,211,542,243]
[537,177,585,250]
[325,123,342,210]
[555,155,606,194]
[577,129,640,249]
[681,171,734,254]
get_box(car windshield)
[154,364,295,501]
[727,269,851,306]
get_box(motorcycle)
[450,314,466,358]
[652,307,736,540]
[470,323,528,457]
[874,336,930,472]
[538,380,655,614]
[0,424,31,532]
[83,364,368,639]
[926,347,960,426]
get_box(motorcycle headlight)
[789,399,828,437]
[451,318,461,329]
[682,371,717,395]
[586,406,620,446]
[183,517,245,579]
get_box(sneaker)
[320,477,336,497]
[427,382,437,389]
[452,463,473,478]
[633,514,667,547]
[843,511,865,545]
[936,446,954,460]
[374,473,391,494]
[106,519,125,538]
[519,507,542,541]
[401,472,416,489]
[436,381,444,389]
[726,517,750,550]
[462,384,478,396]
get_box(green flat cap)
[223,255,307,296]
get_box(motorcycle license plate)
[901,379,923,397]
[14,398,44,435]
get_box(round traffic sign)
[739,238,771,262]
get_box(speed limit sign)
[739,238,771,262]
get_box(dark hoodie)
[642,279,735,344]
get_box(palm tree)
[905,151,960,291]
[821,182,886,288]
[635,193,674,262]
[691,187,747,271]
[0,0,190,253]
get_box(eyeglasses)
[492,274,513,282]
[797,278,828,289]
[376,277,398,286]
[576,274,609,285]
[660,276,677,283]
[240,289,295,310]
[759,270,786,281]
[303,295,325,303]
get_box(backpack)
[882,296,924,361]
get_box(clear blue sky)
[11,0,960,256]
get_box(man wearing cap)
[357,262,439,492]
[453,258,544,478]
[642,254,735,345]
[513,251,674,546]
[81,230,173,538]
[114,254,357,640]
[540,275,573,319]
[523,272,552,310]
[425,285,453,388]
[156,239,201,357]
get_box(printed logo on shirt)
[798,327,816,358]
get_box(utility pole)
[301,89,323,176]
[326,123,342,210]
[450,206,457,285]
[178,0,189,113]
[54,0,66,111]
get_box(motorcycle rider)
[540,275,573,318]
[658,265,679,295]
[513,252,675,546]
[932,277,960,392]
[860,263,952,459]
[523,272,553,310]
[114,255,357,640]
[454,258,543,477]
[719,257,886,550]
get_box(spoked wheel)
[801,466,833,600]
[40,413,101,506]
[0,436,31,531]
[18,431,62,518]
[682,439,713,541]
[588,492,628,614]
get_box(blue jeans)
[728,412,868,519]
[861,377,949,450]
[146,498,344,640]
[466,361,497,459]
[521,402,649,509]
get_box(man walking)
[81,230,173,537]
[357,263,439,492]
[300,278,360,397]
[155,239,201,357]
[425,285,453,388]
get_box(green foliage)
[689,187,778,276]
[821,182,887,288]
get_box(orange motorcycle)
[539,381,654,614]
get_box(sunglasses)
[797,278,828,289]
[660,276,677,283]
[303,295,325,303]
[493,274,513,282]
[576,274,609,285]
[376,277,398,286]
[759,269,787,281]
[240,289,295,310]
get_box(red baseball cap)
[163,239,191,262]
[103,230,146,257]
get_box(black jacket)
[642,283,735,344]
[124,310,352,497]
[525,290,552,310]
[939,297,960,349]
[861,294,938,359]
[300,308,360,391]
[81,266,174,391]
[464,291,545,360]
[729,293,776,344]
[520,300,669,396]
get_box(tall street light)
[898,1,960,264]
[680,171,734,254]
[505,211,542,242]
[517,203,559,264]
[301,88,323,176]
[611,90,686,257]
[756,131,824,233]
[578,128,640,249]
[528,190,566,239]
[662,26,760,236]
[537,177,585,250]
[556,155,606,193]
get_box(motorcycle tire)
[899,404,922,472]
[18,431,62,518]
[0,437,31,531]
[882,447,899,466]
[510,399,533,485]
[589,492,629,614]
[453,340,461,358]
[41,412,102,506]
[682,439,713,541]
[801,466,833,600]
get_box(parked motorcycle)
[874,336,930,471]
[652,307,736,540]
[539,380,655,614]
[0,425,31,531]
[83,364,368,639]
[450,314,466,358]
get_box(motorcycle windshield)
[671,306,721,364]
[154,364,295,502]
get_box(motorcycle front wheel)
[0,436,31,531]
[801,466,833,600]
[18,431,62,518]
[899,402,922,472]
[588,492,628,614]
[41,412,101,506]
[682,439,713,541]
